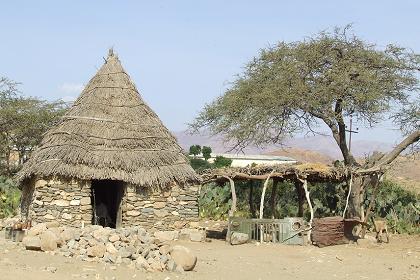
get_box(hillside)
[386,153,420,194]
[264,147,333,165]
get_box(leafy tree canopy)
[191,26,420,166]
[202,146,212,161]
[189,145,202,157]
[0,77,68,174]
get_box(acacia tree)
[190,27,420,219]
[0,77,67,174]
[202,146,212,161]
[189,145,202,158]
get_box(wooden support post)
[299,177,313,244]
[223,176,236,243]
[259,171,274,243]
[343,173,353,218]
[295,180,305,217]
[270,179,279,219]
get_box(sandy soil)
[0,232,419,280]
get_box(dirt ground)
[0,232,419,280]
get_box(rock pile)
[21,222,197,272]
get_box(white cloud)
[58,83,84,94]
[62,95,77,102]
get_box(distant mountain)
[173,131,394,160]
[265,147,333,165]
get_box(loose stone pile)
[21,222,197,272]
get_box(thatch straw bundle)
[17,50,199,188]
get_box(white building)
[197,153,297,167]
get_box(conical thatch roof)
[17,49,199,188]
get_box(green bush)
[198,183,232,219]
[0,176,21,218]
[189,158,212,171]
[364,180,419,234]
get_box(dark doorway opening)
[91,180,125,228]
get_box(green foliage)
[199,183,232,219]
[188,145,201,157]
[201,146,212,161]
[0,77,68,175]
[365,180,419,234]
[0,176,21,218]
[189,158,212,172]
[212,156,233,169]
[310,182,348,218]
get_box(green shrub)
[198,183,232,219]
[364,180,419,234]
[0,176,21,218]
[189,158,212,171]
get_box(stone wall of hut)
[26,178,92,227]
[24,178,199,230]
[122,183,199,230]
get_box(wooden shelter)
[200,163,348,243]
[17,49,200,229]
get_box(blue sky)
[1,1,419,145]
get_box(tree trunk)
[346,176,363,219]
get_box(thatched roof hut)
[17,49,199,188]
[18,50,200,230]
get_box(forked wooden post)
[298,177,313,244]
[259,171,274,243]
[223,175,236,243]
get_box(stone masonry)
[122,183,199,230]
[26,178,199,230]
[29,178,92,227]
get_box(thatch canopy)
[200,163,347,184]
[17,49,199,188]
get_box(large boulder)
[230,232,249,245]
[87,244,106,258]
[40,230,59,251]
[27,223,47,236]
[60,228,76,242]
[22,236,41,251]
[169,245,197,271]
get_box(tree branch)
[376,130,420,166]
